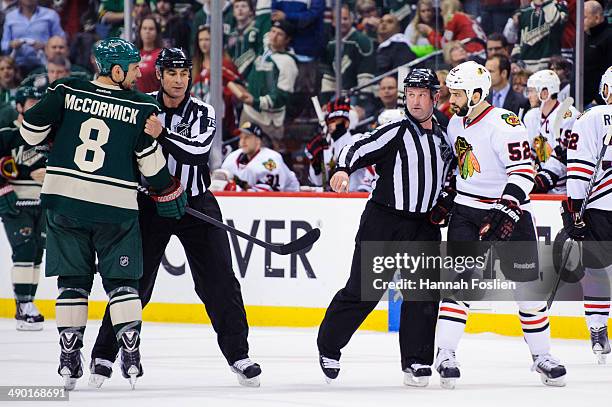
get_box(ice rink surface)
[1,318,611,407]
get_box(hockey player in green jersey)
[19,38,188,391]
[0,86,46,332]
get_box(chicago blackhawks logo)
[533,135,552,163]
[563,110,572,119]
[262,159,277,171]
[455,136,481,179]
[502,113,521,127]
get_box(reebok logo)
[60,332,78,351]
[122,330,139,351]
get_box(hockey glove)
[479,199,522,241]
[305,134,328,175]
[0,184,18,216]
[532,172,554,193]
[149,177,187,219]
[561,199,587,241]
[429,187,456,226]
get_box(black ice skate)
[319,354,340,384]
[231,358,261,387]
[120,330,143,390]
[403,363,432,387]
[590,326,611,365]
[531,354,566,387]
[88,358,114,388]
[57,332,83,391]
[435,349,460,389]
[15,301,44,331]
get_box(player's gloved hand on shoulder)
[561,198,587,241]
[479,198,522,241]
[149,177,187,219]
[305,134,328,174]
[0,184,19,216]
[429,187,456,227]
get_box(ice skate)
[531,354,566,387]
[590,326,611,364]
[435,349,460,389]
[403,363,431,387]
[231,358,261,387]
[57,332,83,391]
[319,354,340,384]
[15,301,44,331]
[120,330,143,390]
[88,358,113,388]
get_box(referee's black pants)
[91,191,250,365]
[317,201,441,370]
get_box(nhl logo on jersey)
[455,136,481,179]
[263,159,277,171]
[119,256,130,267]
[501,113,521,127]
[19,227,32,237]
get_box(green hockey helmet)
[15,86,44,106]
[94,38,141,76]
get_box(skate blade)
[88,374,108,389]
[440,377,456,389]
[128,374,138,390]
[60,369,77,391]
[16,321,43,331]
[230,367,261,387]
[540,374,566,387]
[403,373,429,387]
[324,376,337,384]
[595,352,607,365]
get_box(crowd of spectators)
[0,0,610,191]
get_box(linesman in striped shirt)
[317,69,453,387]
[89,48,261,388]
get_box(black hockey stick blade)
[185,207,320,255]
[276,228,321,255]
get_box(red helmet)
[325,96,351,122]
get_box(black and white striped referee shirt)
[149,91,216,197]
[337,117,452,213]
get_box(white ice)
[1,318,611,407]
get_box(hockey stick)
[551,97,574,145]
[547,124,612,308]
[136,185,321,255]
[185,207,321,255]
[311,96,329,190]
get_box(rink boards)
[0,192,600,339]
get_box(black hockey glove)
[532,172,555,193]
[479,199,522,241]
[0,183,18,216]
[305,134,328,175]
[561,199,587,241]
[149,177,187,219]
[429,187,456,227]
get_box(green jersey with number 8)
[20,77,170,223]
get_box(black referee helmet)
[156,48,193,96]
[403,68,440,97]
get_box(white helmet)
[445,61,492,116]
[527,69,560,102]
[599,66,612,105]
[377,108,405,125]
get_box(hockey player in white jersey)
[435,61,566,388]
[221,122,300,192]
[305,97,372,192]
[564,66,612,364]
[526,70,579,193]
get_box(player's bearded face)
[120,63,142,89]
[449,89,469,117]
